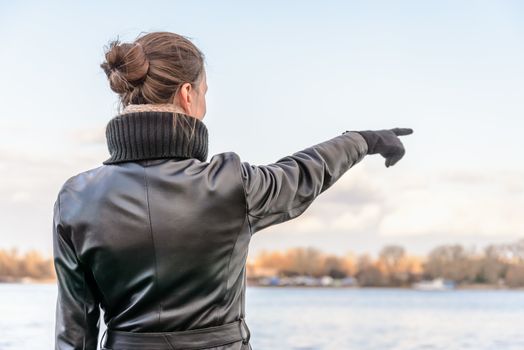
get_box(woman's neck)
[121,103,187,115]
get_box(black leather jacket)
[52,111,368,350]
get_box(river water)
[1,283,523,349]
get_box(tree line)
[0,247,55,282]
[247,239,524,288]
[1,239,524,287]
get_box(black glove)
[344,128,414,167]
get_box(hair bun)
[99,31,205,107]
[100,39,150,94]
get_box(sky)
[1,0,523,259]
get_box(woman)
[52,31,412,350]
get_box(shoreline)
[246,284,524,291]
[1,279,523,291]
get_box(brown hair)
[100,31,206,112]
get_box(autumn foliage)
[1,239,523,287]
[0,248,55,282]
[247,240,524,287]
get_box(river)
[1,283,523,349]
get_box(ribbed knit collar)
[102,111,208,165]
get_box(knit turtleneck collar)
[102,111,208,165]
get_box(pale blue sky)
[1,1,523,258]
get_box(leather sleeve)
[53,194,101,350]
[238,131,368,235]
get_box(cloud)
[0,146,106,255]
[67,125,106,145]
[378,181,523,237]
[268,162,524,239]
[10,191,32,203]
[331,203,383,231]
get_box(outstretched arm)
[53,194,101,350]
[238,131,368,235]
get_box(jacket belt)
[100,317,251,350]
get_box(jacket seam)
[232,153,253,235]
[83,269,88,350]
[57,192,89,350]
[143,166,162,327]
[218,153,250,324]
[246,199,315,220]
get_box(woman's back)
[56,154,247,331]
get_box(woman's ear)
[173,82,193,115]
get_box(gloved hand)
[344,128,414,167]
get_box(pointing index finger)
[391,128,413,136]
